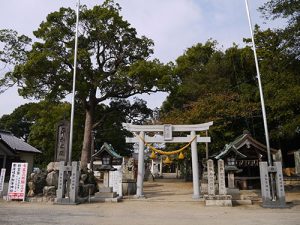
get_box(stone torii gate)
[123,122,213,199]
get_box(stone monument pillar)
[294,150,300,175]
[218,160,226,195]
[69,161,80,203]
[207,159,215,196]
[274,162,286,205]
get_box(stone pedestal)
[92,186,122,203]
[204,195,232,206]
[259,161,287,208]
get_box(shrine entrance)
[123,122,213,199]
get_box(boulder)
[47,162,60,172]
[43,186,56,196]
[27,181,35,197]
[46,171,59,187]
[32,172,47,194]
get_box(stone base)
[226,188,240,200]
[54,198,80,205]
[261,199,288,208]
[205,199,232,207]
[94,192,118,198]
[90,195,122,203]
[134,195,146,199]
[122,182,137,195]
[204,195,232,206]
[232,200,252,205]
[98,187,113,193]
[203,194,232,200]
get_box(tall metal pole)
[68,0,80,164]
[244,0,272,166]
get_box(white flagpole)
[244,0,272,166]
[68,0,80,164]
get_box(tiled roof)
[0,130,41,154]
[92,142,122,159]
[214,132,277,160]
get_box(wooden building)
[0,130,41,178]
[213,131,278,189]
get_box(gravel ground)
[1,180,300,225]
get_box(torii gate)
[123,121,213,199]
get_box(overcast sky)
[0,0,283,116]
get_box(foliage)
[244,27,300,147]
[0,103,36,141]
[160,32,300,154]
[0,0,173,170]
[259,0,300,58]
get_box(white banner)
[0,168,6,192]
[8,163,28,201]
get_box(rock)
[43,186,56,196]
[27,181,35,197]
[79,184,95,197]
[46,171,59,187]
[47,162,60,172]
[81,174,88,183]
[32,172,47,194]
[47,162,55,173]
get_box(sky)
[0,0,284,117]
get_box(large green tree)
[160,41,261,153]
[0,103,36,141]
[0,1,173,170]
[259,0,300,58]
[244,26,300,150]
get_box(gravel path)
[1,180,300,225]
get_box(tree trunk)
[80,103,95,171]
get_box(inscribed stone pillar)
[294,150,300,174]
[56,161,66,199]
[274,161,286,206]
[259,162,271,202]
[103,172,109,187]
[207,159,215,196]
[136,131,145,198]
[191,131,200,199]
[218,160,226,195]
[69,161,80,203]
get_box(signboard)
[163,124,173,141]
[55,120,70,162]
[8,163,28,201]
[0,168,6,192]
